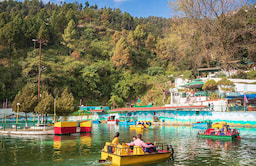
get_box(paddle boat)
[198,128,241,140]
[212,122,227,129]
[129,124,145,130]
[118,117,137,125]
[192,121,212,129]
[107,115,119,125]
[100,142,173,165]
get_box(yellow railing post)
[54,98,56,123]
[16,103,20,124]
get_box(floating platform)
[54,122,77,135]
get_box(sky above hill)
[44,0,172,18]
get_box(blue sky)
[45,0,172,18]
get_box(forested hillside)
[0,0,255,115]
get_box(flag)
[138,98,141,103]
[244,94,248,104]
[80,99,82,106]
[165,90,168,95]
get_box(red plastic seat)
[205,128,215,135]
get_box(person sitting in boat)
[126,134,154,153]
[215,127,221,135]
[129,136,137,150]
[138,121,142,125]
[112,132,120,145]
[221,125,228,135]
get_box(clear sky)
[46,0,172,18]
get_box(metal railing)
[102,143,173,156]
[0,122,50,131]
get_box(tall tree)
[61,19,79,55]
[145,33,156,52]
[12,84,38,125]
[112,37,132,69]
[56,88,75,117]
[171,0,249,69]
[133,25,145,50]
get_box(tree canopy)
[0,0,254,113]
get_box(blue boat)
[92,120,100,124]
[192,121,212,129]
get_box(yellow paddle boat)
[100,142,174,166]
[212,122,227,129]
[129,124,145,130]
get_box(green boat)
[198,134,239,140]
[198,128,241,140]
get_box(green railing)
[228,106,248,112]
[0,122,37,131]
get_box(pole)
[54,98,56,123]
[38,39,41,102]
[16,104,19,124]
[4,99,7,124]
[2,102,4,124]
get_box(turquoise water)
[1,124,256,166]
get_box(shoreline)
[1,123,256,136]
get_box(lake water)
[1,124,256,166]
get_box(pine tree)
[112,37,132,69]
[133,25,145,50]
[61,19,79,55]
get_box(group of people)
[135,121,151,126]
[112,132,155,153]
[214,125,230,135]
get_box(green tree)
[34,91,53,115]
[108,95,125,108]
[38,22,50,41]
[61,19,79,55]
[202,79,218,92]
[12,84,38,125]
[56,88,75,117]
[217,78,235,96]
[133,25,145,50]
[145,33,156,52]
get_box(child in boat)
[112,132,120,145]
[215,127,220,135]
[126,134,154,153]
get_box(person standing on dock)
[211,103,214,111]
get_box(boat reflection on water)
[79,133,92,155]
[53,135,77,161]
[205,139,240,151]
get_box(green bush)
[247,70,256,79]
